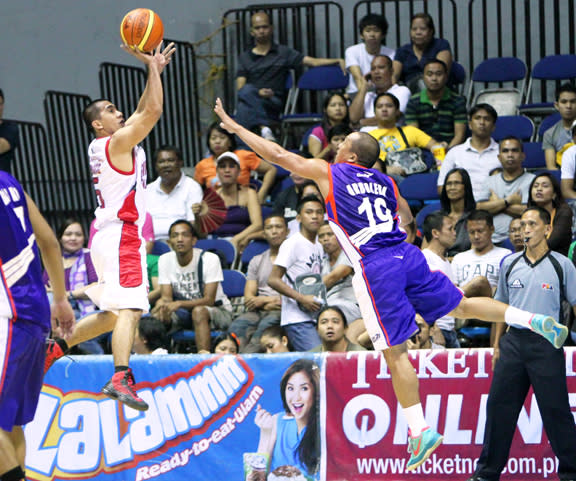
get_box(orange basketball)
[120,8,164,53]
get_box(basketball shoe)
[102,369,149,411]
[530,314,568,349]
[44,339,66,374]
[406,427,443,472]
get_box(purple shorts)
[352,242,463,349]
[0,318,46,431]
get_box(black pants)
[474,327,576,481]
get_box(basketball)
[120,8,164,53]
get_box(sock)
[504,306,533,329]
[403,404,428,437]
[55,337,69,353]
[0,466,25,481]
[114,365,129,373]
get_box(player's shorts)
[352,242,463,350]
[0,316,46,431]
[86,223,149,314]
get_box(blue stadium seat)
[522,142,546,170]
[399,172,440,206]
[493,115,534,142]
[240,240,269,272]
[519,55,576,117]
[195,238,236,268]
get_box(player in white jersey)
[45,41,176,412]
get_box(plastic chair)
[150,240,171,256]
[467,57,527,115]
[492,115,535,142]
[415,202,442,229]
[240,239,269,272]
[519,55,576,117]
[280,65,349,146]
[398,172,440,206]
[537,112,562,140]
[522,142,546,170]
[195,238,236,268]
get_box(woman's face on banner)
[285,371,314,424]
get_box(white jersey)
[451,246,511,289]
[88,136,147,231]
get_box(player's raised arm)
[111,42,176,153]
[214,98,329,193]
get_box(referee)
[468,206,576,481]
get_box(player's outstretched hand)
[121,41,176,74]
[214,98,239,134]
[52,298,75,340]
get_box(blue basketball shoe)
[406,427,443,472]
[530,314,568,349]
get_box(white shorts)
[86,223,149,314]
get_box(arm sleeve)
[240,149,262,171]
[542,127,554,151]
[246,253,263,281]
[202,252,224,284]
[274,239,292,269]
[405,126,432,149]
[345,44,360,69]
[157,254,171,285]
[560,148,576,180]
[494,257,510,303]
[396,87,412,113]
[437,149,456,186]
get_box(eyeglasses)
[445,181,464,187]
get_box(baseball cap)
[216,151,240,166]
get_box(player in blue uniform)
[0,172,74,481]
[214,98,568,471]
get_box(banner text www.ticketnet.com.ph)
[356,454,559,478]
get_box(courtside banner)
[28,353,324,481]
[325,348,576,480]
[27,349,576,480]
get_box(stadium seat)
[492,115,534,142]
[415,202,442,229]
[398,172,440,206]
[280,65,349,146]
[467,57,527,115]
[519,54,576,117]
[150,240,171,256]
[240,239,269,272]
[522,142,546,170]
[195,238,236,268]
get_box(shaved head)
[349,132,380,168]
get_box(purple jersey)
[326,162,407,263]
[0,172,50,331]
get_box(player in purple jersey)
[214,98,568,471]
[0,172,74,481]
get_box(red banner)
[324,348,576,480]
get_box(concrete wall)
[0,0,359,124]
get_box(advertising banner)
[28,348,576,481]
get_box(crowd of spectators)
[3,9,576,357]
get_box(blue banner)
[29,353,323,481]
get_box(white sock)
[504,306,533,329]
[403,404,428,437]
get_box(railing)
[43,91,95,232]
